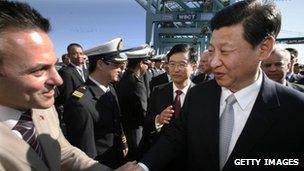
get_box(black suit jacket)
[56,64,88,106]
[149,72,170,93]
[63,79,125,168]
[139,82,194,171]
[296,77,304,85]
[141,76,304,171]
[191,73,206,84]
[286,81,304,93]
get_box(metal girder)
[277,37,304,44]
[155,27,201,34]
[135,0,157,13]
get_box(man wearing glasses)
[63,38,129,169]
[139,43,196,171]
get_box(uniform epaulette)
[72,85,87,99]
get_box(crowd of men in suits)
[1,0,304,171]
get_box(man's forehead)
[210,25,244,45]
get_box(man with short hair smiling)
[0,1,136,170]
[56,43,89,107]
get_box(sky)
[21,0,304,63]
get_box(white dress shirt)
[0,105,24,138]
[220,72,262,158]
[172,80,191,107]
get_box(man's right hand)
[156,105,174,125]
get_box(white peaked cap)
[86,38,127,62]
[125,45,155,59]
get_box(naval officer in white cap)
[64,38,131,169]
[116,45,154,160]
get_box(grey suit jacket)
[0,106,110,171]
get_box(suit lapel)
[69,64,85,83]
[201,81,222,166]
[226,76,280,167]
[87,79,105,99]
[162,83,174,106]
[32,108,61,171]
[0,122,49,171]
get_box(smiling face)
[68,45,85,66]
[0,30,63,110]
[208,24,264,92]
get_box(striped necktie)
[13,110,43,159]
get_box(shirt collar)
[221,71,263,110]
[89,76,110,93]
[172,79,191,95]
[0,104,23,130]
[70,63,83,70]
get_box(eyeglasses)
[103,60,125,68]
[168,62,189,70]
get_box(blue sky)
[22,0,304,63]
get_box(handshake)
[115,161,145,171]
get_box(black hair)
[166,43,197,63]
[285,48,298,59]
[67,43,83,54]
[210,0,281,48]
[0,0,51,65]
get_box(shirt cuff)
[155,115,164,132]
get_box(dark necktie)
[173,90,183,117]
[13,110,43,159]
[204,74,210,82]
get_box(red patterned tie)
[173,90,183,117]
[13,110,43,159]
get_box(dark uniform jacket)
[149,72,170,93]
[63,79,126,169]
[56,64,88,106]
[117,69,148,130]
[141,76,304,171]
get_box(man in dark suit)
[139,44,196,171]
[64,38,130,169]
[0,1,136,170]
[116,46,154,160]
[56,43,89,107]
[134,1,304,171]
[192,50,214,84]
[285,48,303,83]
[262,46,304,93]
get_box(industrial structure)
[135,0,237,54]
[135,0,304,55]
